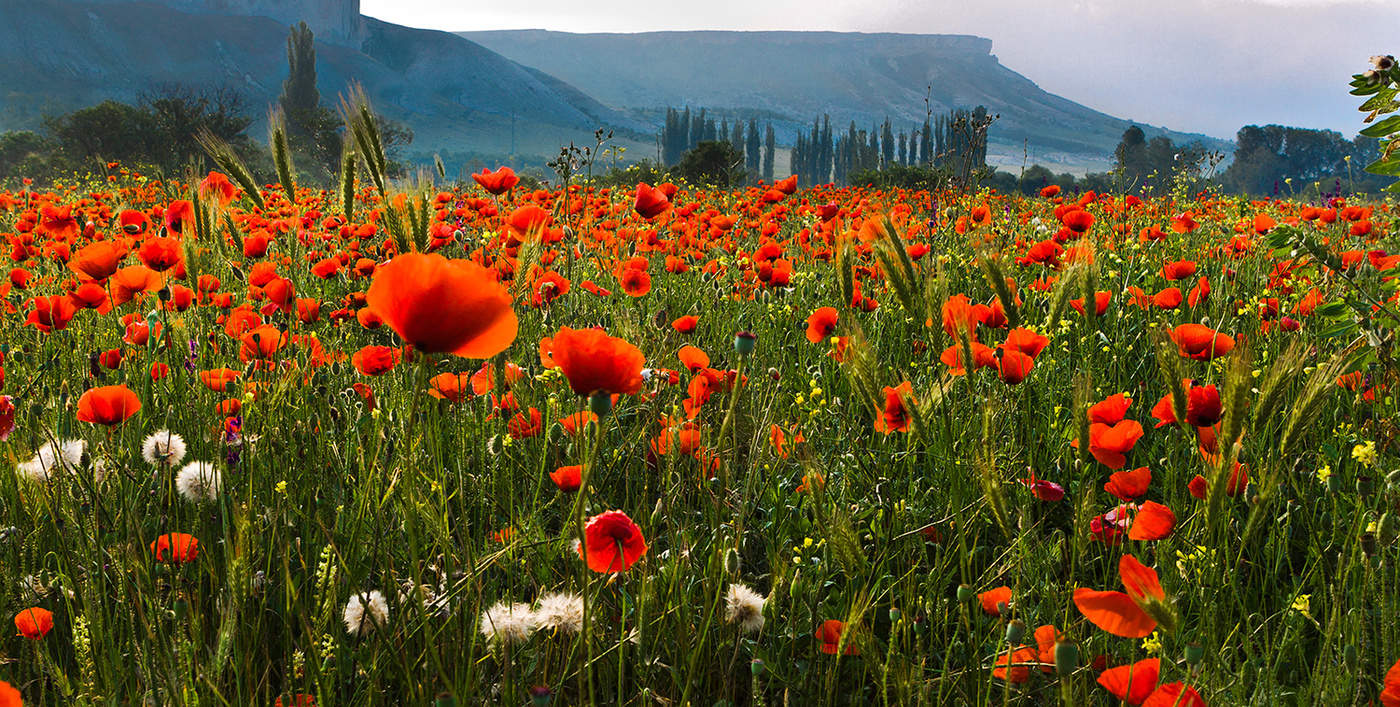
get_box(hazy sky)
[360,0,1397,140]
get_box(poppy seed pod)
[734,331,757,356]
[956,584,975,602]
[750,658,766,676]
[588,391,613,419]
[1054,641,1079,676]
[1184,642,1205,665]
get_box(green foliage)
[675,140,746,187]
[1351,54,1400,191]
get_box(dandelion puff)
[479,601,537,644]
[16,456,52,483]
[141,429,188,467]
[175,461,222,503]
[725,583,767,633]
[57,439,87,470]
[533,592,584,634]
[343,590,389,636]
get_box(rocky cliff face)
[83,0,363,44]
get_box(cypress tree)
[280,22,319,141]
[762,124,775,182]
[746,121,761,174]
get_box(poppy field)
[1,150,1400,707]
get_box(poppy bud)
[889,607,901,623]
[724,548,741,576]
[1357,476,1374,497]
[436,694,458,707]
[734,331,757,355]
[1344,643,1359,669]
[1005,619,1025,644]
[588,391,613,419]
[650,497,665,529]
[1184,642,1205,666]
[1054,641,1078,676]
[956,584,975,602]
[768,367,781,381]
[529,686,553,707]
[751,658,766,676]
[1379,512,1398,546]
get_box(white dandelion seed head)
[175,461,221,503]
[479,601,537,644]
[533,592,584,634]
[16,456,52,483]
[725,583,767,633]
[343,590,389,636]
[141,429,188,467]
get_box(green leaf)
[1360,115,1400,138]
[1365,156,1400,177]
[1360,87,1399,112]
[1318,321,1359,339]
[1352,83,1384,96]
[1313,302,1348,318]
[1386,180,1400,193]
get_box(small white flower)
[175,461,221,502]
[141,429,187,467]
[479,601,537,644]
[534,592,584,634]
[343,590,389,636]
[725,583,767,633]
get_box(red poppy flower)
[816,619,857,655]
[1171,324,1235,360]
[199,368,241,392]
[1071,291,1112,316]
[199,171,238,206]
[366,253,518,359]
[1105,466,1152,501]
[874,381,915,434]
[352,345,401,376]
[1061,208,1094,233]
[0,396,14,442]
[1160,260,1197,280]
[1128,501,1177,541]
[77,384,141,426]
[671,315,699,333]
[1073,555,1169,638]
[996,348,1034,384]
[69,240,126,281]
[508,205,551,237]
[1089,420,1145,469]
[1003,328,1049,359]
[550,465,582,492]
[1142,683,1206,707]
[119,209,150,235]
[0,679,18,707]
[634,183,671,219]
[618,267,652,297]
[1381,657,1400,707]
[239,325,287,363]
[14,607,54,639]
[1088,393,1133,425]
[580,510,647,572]
[472,166,519,195]
[1098,658,1160,705]
[940,342,997,375]
[678,345,710,373]
[150,532,200,563]
[26,295,77,333]
[427,372,472,402]
[1152,288,1182,309]
[993,645,1039,683]
[550,326,645,396]
[806,307,839,343]
[164,200,195,234]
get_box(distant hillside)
[0,0,651,173]
[460,30,1232,173]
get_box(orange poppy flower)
[992,645,1039,683]
[580,510,647,572]
[1073,554,1170,638]
[678,345,710,373]
[150,532,200,563]
[199,171,238,206]
[0,680,18,707]
[138,236,183,272]
[1127,501,1177,541]
[550,326,645,397]
[164,200,195,234]
[550,465,582,492]
[874,382,915,434]
[1088,420,1145,469]
[110,265,163,307]
[14,607,54,639]
[366,253,517,359]
[239,325,287,363]
[1097,657,1160,705]
[671,315,699,333]
[199,368,241,392]
[427,372,472,402]
[815,619,858,655]
[77,384,141,426]
[995,348,1034,384]
[978,586,1012,616]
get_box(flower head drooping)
[343,590,389,637]
[141,429,188,468]
[724,584,767,633]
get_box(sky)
[359,0,1398,140]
